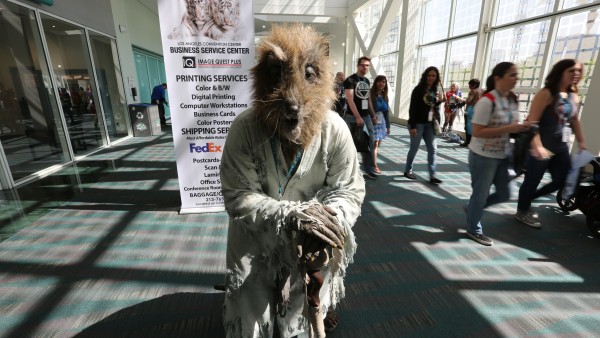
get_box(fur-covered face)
[251,25,336,148]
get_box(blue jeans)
[466,151,511,235]
[345,114,376,173]
[517,150,570,212]
[404,123,437,177]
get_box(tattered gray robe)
[220,108,365,338]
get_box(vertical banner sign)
[157,0,255,213]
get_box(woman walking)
[404,66,444,184]
[465,62,531,246]
[515,59,586,227]
[370,75,391,174]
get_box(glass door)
[0,2,70,183]
[40,14,107,156]
[88,32,130,142]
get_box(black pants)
[157,101,166,126]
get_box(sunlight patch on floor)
[412,242,583,283]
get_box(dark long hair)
[485,62,518,103]
[544,59,582,96]
[370,75,389,103]
[416,66,440,94]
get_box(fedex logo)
[189,143,222,153]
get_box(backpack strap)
[482,92,496,103]
[482,92,496,114]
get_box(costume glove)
[287,204,345,248]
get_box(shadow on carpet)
[74,292,225,337]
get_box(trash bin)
[128,104,161,136]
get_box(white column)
[393,0,419,125]
[110,0,139,105]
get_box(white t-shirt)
[469,90,520,159]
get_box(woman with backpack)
[515,59,586,228]
[465,62,532,246]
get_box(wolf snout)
[284,102,300,120]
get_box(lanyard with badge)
[496,92,513,155]
[427,89,436,121]
[559,93,572,143]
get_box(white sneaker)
[514,210,542,228]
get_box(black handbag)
[512,125,539,176]
[348,122,370,152]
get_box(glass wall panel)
[380,53,398,89]
[452,0,482,36]
[88,32,129,142]
[489,20,550,88]
[0,1,70,182]
[563,0,596,10]
[381,15,400,55]
[550,9,600,91]
[447,36,477,89]
[496,0,555,26]
[40,15,106,155]
[367,1,383,48]
[419,43,447,78]
[355,0,386,48]
[422,0,451,44]
[158,60,170,119]
[133,50,169,119]
[134,52,151,104]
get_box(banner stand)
[157,1,255,214]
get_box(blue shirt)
[151,85,165,101]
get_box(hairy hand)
[297,234,330,271]
[288,204,345,248]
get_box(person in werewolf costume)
[220,24,365,337]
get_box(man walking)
[344,56,377,178]
[151,83,168,126]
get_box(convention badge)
[562,126,571,143]
[428,109,433,121]
[505,140,513,157]
[361,99,368,110]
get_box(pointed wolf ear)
[262,41,287,63]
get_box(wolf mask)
[251,24,336,149]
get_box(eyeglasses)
[358,64,370,67]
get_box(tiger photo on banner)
[167,0,246,41]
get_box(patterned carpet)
[0,124,599,337]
